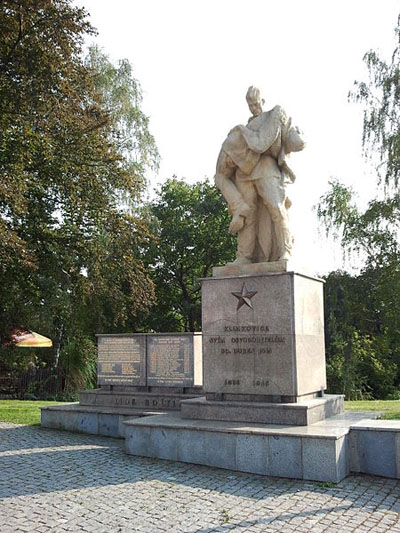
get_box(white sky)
[76,0,400,275]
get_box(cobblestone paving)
[0,422,400,532]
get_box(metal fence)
[0,368,65,399]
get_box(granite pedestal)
[184,270,343,424]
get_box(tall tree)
[140,177,236,332]
[0,1,158,383]
[317,15,400,399]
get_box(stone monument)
[124,88,350,482]
[42,87,398,483]
[179,86,342,424]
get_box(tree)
[140,177,236,332]
[86,45,159,200]
[0,1,158,389]
[317,15,400,399]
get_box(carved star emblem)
[231,283,257,310]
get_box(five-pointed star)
[231,283,257,310]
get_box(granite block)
[205,431,236,470]
[118,415,139,438]
[77,412,98,435]
[336,434,350,481]
[201,272,327,400]
[268,436,302,479]
[236,434,268,475]
[302,437,338,482]
[125,425,151,456]
[41,409,64,430]
[348,430,360,473]
[358,430,396,478]
[181,396,344,426]
[98,413,119,437]
[149,428,178,461]
[177,430,207,465]
[59,410,78,432]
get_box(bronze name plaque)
[98,335,146,386]
[147,335,194,386]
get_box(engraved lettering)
[253,379,269,387]
[231,336,285,344]
[224,325,270,333]
[209,336,225,343]
[259,347,272,354]
[147,335,195,387]
[224,379,240,385]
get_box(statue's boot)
[227,256,252,266]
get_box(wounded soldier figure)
[214,86,305,264]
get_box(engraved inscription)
[147,335,194,386]
[253,379,269,387]
[224,379,240,385]
[231,335,285,344]
[98,336,145,386]
[224,325,269,332]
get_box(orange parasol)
[11,329,53,348]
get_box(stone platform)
[123,411,400,483]
[41,386,204,438]
[123,412,351,483]
[181,394,344,426]
[79,386,203,411]
[41,403,168,438]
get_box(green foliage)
[140,177,236,332]
[86,45,159,199]
[0,1,157,389]
[317,17,400,400]
[324,270,400,399]
[58,335,97,392]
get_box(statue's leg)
[228,180,258,265]
[214,150,251,233]
[256,176,292,261]
[256,198,273,262]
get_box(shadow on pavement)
[1,422,399,521]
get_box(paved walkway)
[0,422,399,532]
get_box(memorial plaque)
[147,335,194,386]
[98,335,146,386]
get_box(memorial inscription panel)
[147,335,194,386]
[98,335,146,386]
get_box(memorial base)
[181,394,344,426]
[124,412,352,482]
[41,386,204,438]
[124,411,400,482]
[41,403,166,438]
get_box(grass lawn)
[0,400,399,426]
[345,400,400,420]
[0,400,67,425]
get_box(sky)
[75,0,400,275]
